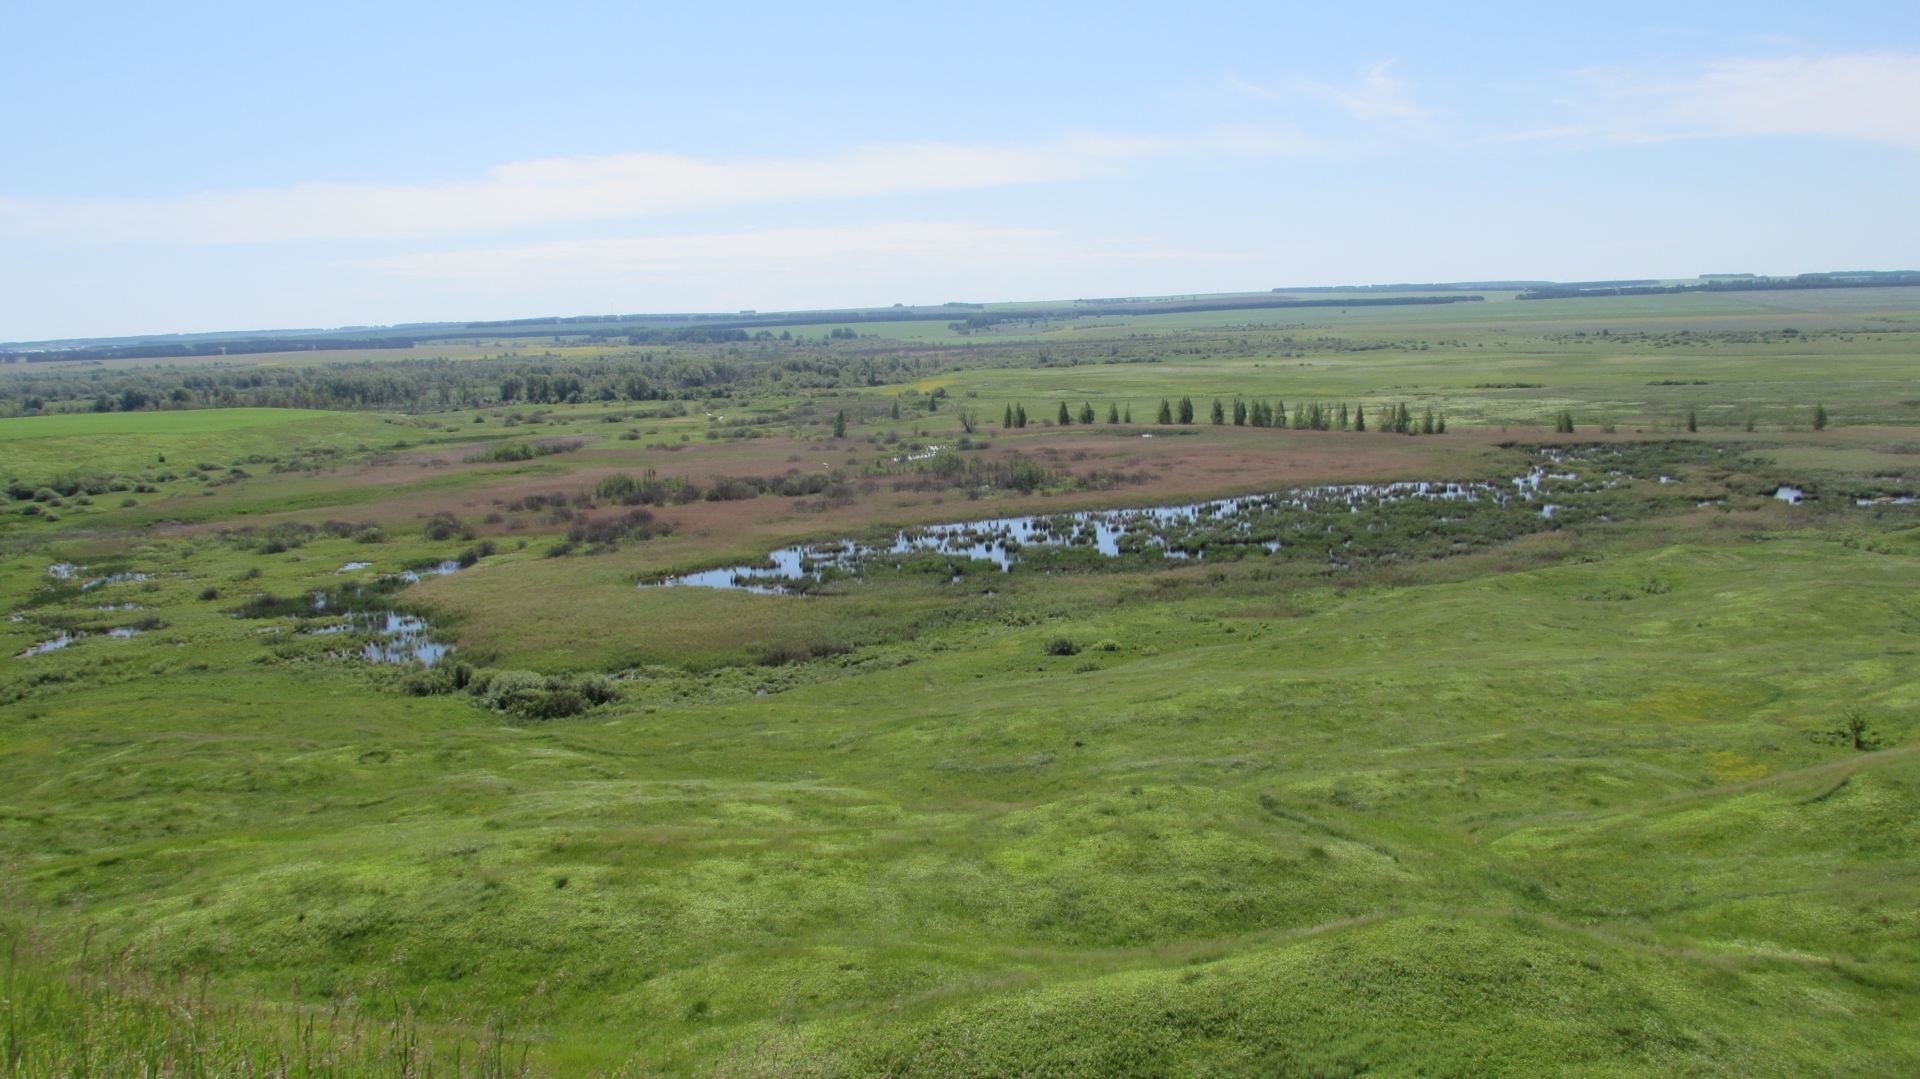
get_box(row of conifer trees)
[1001,397,1446,434]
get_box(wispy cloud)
[0,130,1318,246]
[1291,60,1429,122]
[365,223,1216,287]
[1514,52,1920,150]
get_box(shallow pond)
[644,461,1608,595]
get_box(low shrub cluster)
[220,518,382,553]
[400,662,620,721]
[462,437,584,463]
[594,467,843,507]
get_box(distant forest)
[1517,271,1920,300]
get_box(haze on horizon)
[5,0,1919,342]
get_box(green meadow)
[2,288,1917,1076]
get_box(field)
[2,288,1917,1077]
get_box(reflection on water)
[295,562,464,665]
[17,634,76,657]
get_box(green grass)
[2,294,1918,1076]
[0,408,416,484]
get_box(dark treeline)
[1518,271,1920,301]
[2,338,416,364]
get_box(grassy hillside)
[1,290,1916,1076]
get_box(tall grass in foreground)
[2,930,539,1079]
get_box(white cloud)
[1292,60,1429,122]
[1528,52,1920,150]
[364,223,1211,287]
[0,130,1318,246]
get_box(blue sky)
[4,1,1918,341]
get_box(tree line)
[1001,396,1446,434]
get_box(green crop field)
[2,287,1917,1077]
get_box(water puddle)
[392,560,462,583]
[284,561,465,665]
[337,561,374,572]
[17,634,76,657]
[81,572,150,591]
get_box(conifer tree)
[1813,403,1828,430]
[1232,398,1247,426]
[1210,399,1225,424]
[1337,403,1349,430]
[1354,404,1366,431]
[1157,399,1173,424]
[1058,402,1072,425]
[1108,403,1120,424]
[1003,404,1013,428]
[1123,404,1133,423]
[1080,402,1096,424]
[1015,403,1028,427]
[1177,396,1195,424]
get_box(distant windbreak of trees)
[1517,271,1920,301]
[0,338,416,364]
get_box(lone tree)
[832,410,847,438]
[1814,707,1885,751]
[1686,406,1698,433]
[1813,403,1829,430]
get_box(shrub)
[1043,636,1081,656]
[423,512,470,541]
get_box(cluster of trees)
[0,346,968,417]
